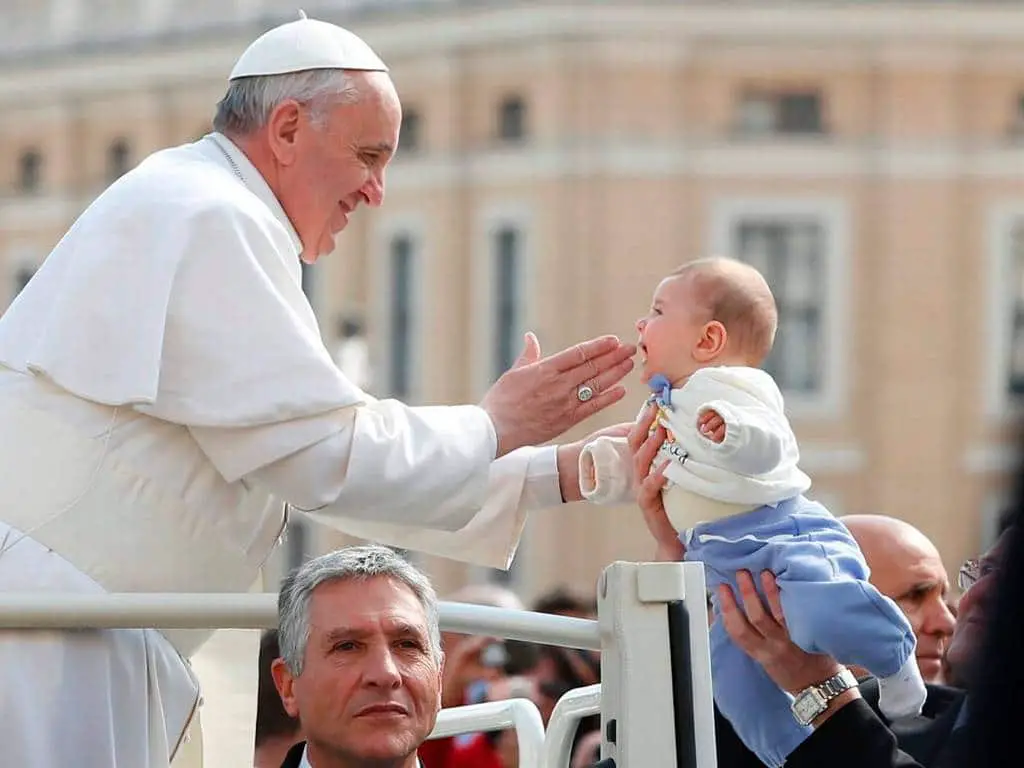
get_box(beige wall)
[3,2,1023,601]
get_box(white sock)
[877,655,927,721]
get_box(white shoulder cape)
[0,136,365,426]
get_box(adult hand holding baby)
[629,404,686,560]
[719,570,858,728]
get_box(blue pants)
[684,496,916,767]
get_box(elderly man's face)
[272,70,401,262]
[273,576,442,765]
[871,542,954,682]
[944,529,1011,687]
[843,516,956,683]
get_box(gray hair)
[213,69,364,135]
[277,545,442,676]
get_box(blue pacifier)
[648,373,672,406]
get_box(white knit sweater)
[580,366,811,507]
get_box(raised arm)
[145,206,635,568]
[689,399,789,476]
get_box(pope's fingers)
[571,383,626,423]
[568,343,636,387]
[545,336,629,373]
[580,355,635,399]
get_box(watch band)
[816,668,858,699]
[790,667,858,726]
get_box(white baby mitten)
[877,654,927,721]
[579,436,633,505]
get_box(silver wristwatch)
[790,667,858,727]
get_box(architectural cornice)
[9,140,1024,231]
[5,4,1024,104]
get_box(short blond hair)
[671,256,778,366]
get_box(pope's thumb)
[512,331,541,368]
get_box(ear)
[694,320,728,362]
[435,651,446,709]
[271,657,302,719]
[266,100,303,166]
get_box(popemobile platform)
[0,560,716,768]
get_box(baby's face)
[635,275,710,385]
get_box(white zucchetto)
[229,10,388,80]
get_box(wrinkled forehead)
[309,576,429,634]
[324,72,400,129]
[890,550,949,593]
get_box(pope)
[0,14,634,768]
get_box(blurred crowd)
[252,497,1024,768]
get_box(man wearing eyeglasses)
[944,532,1007,692]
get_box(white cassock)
[0,132,561,768]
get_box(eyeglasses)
[957,558,998,592]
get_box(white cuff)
[579,436,633,505]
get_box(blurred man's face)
[944,529,1011,687]
[844,516,956,683]
[870,543,955,682]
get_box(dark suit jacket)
[279,742,425,768]
[279,741,305,768]
[714,679,968,768]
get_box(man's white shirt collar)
[300,745,422,767]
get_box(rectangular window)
[735,90,825,137]
[389,234,414,398]
[285,518,308,572]
[498,95,527,142]
[13,267,35,297]
[107,138,131,181]
[493,227,521,381]
[400,109,421,153]
[17,149,42,194]
[1006,224,1024,396]
[735,219,827,394]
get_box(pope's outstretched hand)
[479,332,636,457]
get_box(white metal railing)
[0,594,600,650]
[0,561,716,767]
[543,683,602,768]
[428,698,545,767]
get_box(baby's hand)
[698,409,726,443]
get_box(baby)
[579,257,925,768]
